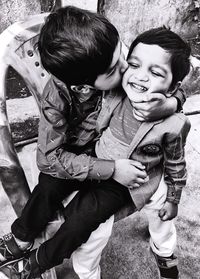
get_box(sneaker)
[0,249,42,279]
[151,249,179,279]
[0,233,33,268]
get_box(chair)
[0,12,51,214]
[0,12,57,279]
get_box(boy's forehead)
[129,43,172,67]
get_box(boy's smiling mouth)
[128,82,148,93]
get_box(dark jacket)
[37,77,115,181]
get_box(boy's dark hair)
[38,6,119,86]
[128,27,191,89]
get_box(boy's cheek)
[122,81,130,98]
[121,78,126,91]
[122,73,128,90]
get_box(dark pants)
[11,172,133,271]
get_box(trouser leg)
[142,176,176,257]
[72,215,114,279]
[11,173,80,242]
[37,179,132,271]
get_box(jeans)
[11,172,132,270]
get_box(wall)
[99,0,200,47]
[99,0,200,97]
[60,0,98,11]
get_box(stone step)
[6,93,200,144]
[7,96,39,143]
[183,94,200,115]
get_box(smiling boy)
[94,27,191,279]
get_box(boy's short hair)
[128,27,191,89]
[38,6,119,86]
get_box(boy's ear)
[166,81,182,97]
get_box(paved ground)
[0,94,200,279]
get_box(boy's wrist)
[166,96,177,115]
[166,185,182,204]
[166,195,180,204]
[166,198,179,205]
[88,159,115,180]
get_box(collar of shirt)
[70,85,102,103]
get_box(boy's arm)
[158,115,190,221]
[129,88,186,121]
[163,115,191,204]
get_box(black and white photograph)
[0,0,199,278]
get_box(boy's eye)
[128,62,139,68]
[151,70,164,78]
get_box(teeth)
[129,83,147,92]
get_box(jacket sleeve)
[37,80,115,181]
[163,114,191,204]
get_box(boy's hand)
[159,201,178,221]
[112,159,149,188]
[128,92,177,122]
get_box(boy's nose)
[136,71,149,82]
[119,56,128,74]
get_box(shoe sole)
[0,257,24,269]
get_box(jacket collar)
[52,76,72,104]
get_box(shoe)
[151,249,179,279]
[0,249,42,279]
[0,233,33,268]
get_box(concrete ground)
[0,94,200,279]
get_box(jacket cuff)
[88,159,115,180]
[174,88,186,112]
[166,185,182,204]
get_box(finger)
[160,216,168,221]
[158,209,165,218]
[129,160,146,170]
[146,93,166,102]
[133,114,146,122]
[132,103,157,116]
[132,109,146,121]
[144,176,149,183]
[128,183,140,189]
[132,176,149,184]
[134,169,148,179]
[132,102,151,111]
[128,92,158,103]
[160,211,171,221]
[159,214,166,221]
